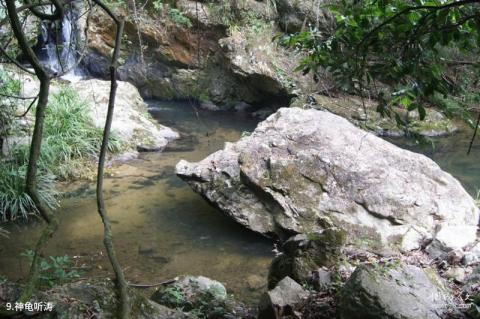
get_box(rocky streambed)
[1,97,480,318]
[176,107,480,318]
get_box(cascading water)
[37,4,83,81]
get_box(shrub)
[0,86,121,221]
[21,250,82,287]
[168,8,192,28]
[11,86,122,180]
[0,162,58,221]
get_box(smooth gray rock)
[258,276,309,319]
[176,107,479,252]
[73,79,179,152]
[338,264,455,319]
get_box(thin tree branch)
[468,111,480,154]
[92,0,130,317]
[0,46,35,75]
[358,0,480,49]
[16,95,39,118]
[24,0,65,21]
[6,0,59,303]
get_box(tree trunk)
[92,2,130,318]
[5,0,60,302]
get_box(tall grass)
[0,163,57,221]
[0,86,123,221]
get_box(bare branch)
[92,1,131,317]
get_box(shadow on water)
[0,100,273,304]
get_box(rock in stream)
[176,107,479,253]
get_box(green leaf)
[418,105,426,121]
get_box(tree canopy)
[284,0,480,147]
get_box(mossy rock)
[0,279,191,318]
[338,264,456,319]
[268,229,346,288]
[151,276,252,318]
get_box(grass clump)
[0,86,122,221]
[0,163,57,221]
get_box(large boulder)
[338,264,456,319]
[2,66,178,157]
[176,107,479,253]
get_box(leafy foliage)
[168,8,192,28]
[21,250,82,287]
[152,0,163,12]
[284,0,480,130]
[12,86,122,180]
[155,280,235,319]
[158,286,186,308]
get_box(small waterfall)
[37,4,83,81]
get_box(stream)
[0,101,273,304]
[0,103,479,304]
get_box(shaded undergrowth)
[0,86,122,221]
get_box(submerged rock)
[176,107,479,253]
[338,264,456,319]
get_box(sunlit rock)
[176,107,479,253]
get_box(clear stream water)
[0,103,479,304]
